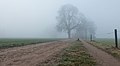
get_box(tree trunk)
[68,30,71,39]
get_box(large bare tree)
[56,4,80,38]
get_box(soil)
[0,40,71,66]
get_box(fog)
[0,0,120,38]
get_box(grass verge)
[56,41,96,66]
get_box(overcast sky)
[0,0,120,38]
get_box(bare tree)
[87,21,96,39]
[74,14,88,39]
[56,4,80,38]
[74,15,96,40]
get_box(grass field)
[93,38,120,49]
[0,38,62,49]
[90,38,120,59]
[94,38,115,48]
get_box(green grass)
[57,41,96,66]
[93,38,115,49]
[0,38,62,49]
[93,38,120,49]
[95,38,115,47]
[90,38,120,59]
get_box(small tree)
[56,4,80,38]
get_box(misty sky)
[0,0,120,38]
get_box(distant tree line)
[56,4,96,40]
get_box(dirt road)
[81,40,120,66]
[0,40,70,66]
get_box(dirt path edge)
[81,40,120,66]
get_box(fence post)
[90,34,92,41]
[114,29,118,48]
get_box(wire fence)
[91,29,120,49]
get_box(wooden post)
[114,29,118,48]
[90,34,92,41]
